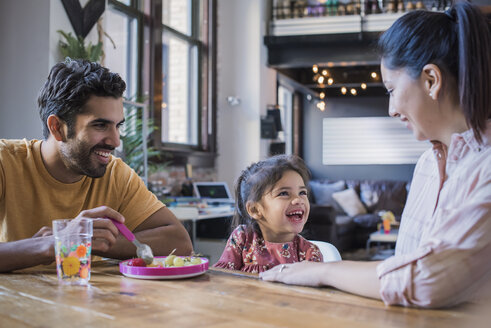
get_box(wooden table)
[0,261,483,327]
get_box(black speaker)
[267,108,283,132]
[269,142,286,156]
[260,116,278,139]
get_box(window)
[161,32,198,145]
[277,85,293,155]
[162,0,192,36]
[104,3,139,99]
[103,0,216,166]
[158,0,205,148]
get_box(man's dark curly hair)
[37,58,126,140]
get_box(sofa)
[301,179,409,252]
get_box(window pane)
[104,8,138,99]
[161,33,198,145]
[278,86,293,155]
[115,0,131,6]
[162,0,192,36]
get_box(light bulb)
[341,87,347,95]
[361,83,367,89]
[322,69,328,76]
[328,78,334,85]
[371,72,378,79]
[318,76,325,84]
[320,92,325,99]
[350,88,357,95]
[312,65,318,73]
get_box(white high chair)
[309,240,342,262]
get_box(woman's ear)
[246,201,262,220]
[421,63,442,100]
[47,115,67,142]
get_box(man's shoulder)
[106,155,133,173]
[103,155,140,183]
[0,139,38,157]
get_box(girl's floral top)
[213,225,323,273]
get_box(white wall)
[0,0,51,139]
[216,0,276,190]
[0,0,97,140]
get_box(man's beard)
[60,138,113,178]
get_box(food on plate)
[165,254,176,267]
[154,256,202,267]
[123,249,203,268]
[126,258,147,267]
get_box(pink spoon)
[110,218,154,265]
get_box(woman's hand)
[261,260,382,300]
[260,261,327,287]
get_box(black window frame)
[108,0,217,167]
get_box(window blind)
[322,117,430,165]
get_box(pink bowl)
[119,256,209,280]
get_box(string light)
[311,67,379,95]
[317,101,326,111]
[319,92,325,99]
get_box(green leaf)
[57,30,102,62]
[119,103,171,177]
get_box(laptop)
[193,182,234,204]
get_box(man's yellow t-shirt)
[0,139,164,242]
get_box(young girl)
[214,154,323,273]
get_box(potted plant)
[57,30,103,62]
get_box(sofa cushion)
[332,188,367,217]
[335,215,356,235]
[358,180,408,215]
[352,213,380,229]
[309,180,346,213]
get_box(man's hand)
[32,226,53,238]
[73,206,124,254]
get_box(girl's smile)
[251,170,310,243]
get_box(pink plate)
[119,256,209,280]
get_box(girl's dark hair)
[232,154,311,235]
[378,1,491,143]
[37,58,126,140]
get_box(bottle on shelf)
[364,0,372,15]
[337,3,346,15]
[415,1,426,10]
[397,0,405,13]
[386,0,397,13]
[371,0,382,14]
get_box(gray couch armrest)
[308,205,336,225]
